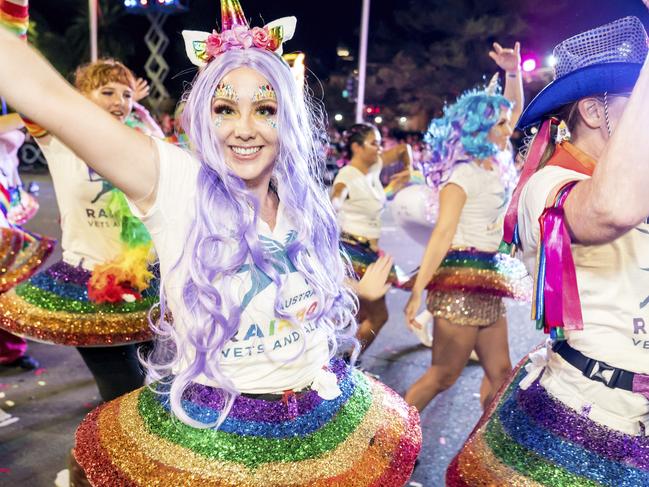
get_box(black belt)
[552,340,636,391]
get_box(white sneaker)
[54,468,70,487]
[411,310,433,347]
[0,408,18,428]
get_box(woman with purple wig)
[0,0,421,484]
[403,42,529,413]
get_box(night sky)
[30,0,649,101]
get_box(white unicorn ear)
[264,16,297,56]
[182,30,211,67]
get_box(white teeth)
[231,146,261,156]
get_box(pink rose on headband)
[206,31,224,57]
[232,25,254,49]
[251,27,272,49]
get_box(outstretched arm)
[382,143,413,170]
[560,55,649,244]
[0,26,157,206]
[404,184,465,326]
[489,42,524,127]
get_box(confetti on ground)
[37,381,46,387]
[4,400,14,407]
[409,482,423,487]
[34,368,47,376]
[439,436,447,445]
[0,384,8,391]
[83,402,95,409]
[0,468,10,473]
[0,393,4,399]
[472,393,480,398]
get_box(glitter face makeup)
[252,83,277,103]
[214,82,239,102]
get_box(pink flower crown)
[182,17,297,67]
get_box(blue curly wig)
[420,87,513,189]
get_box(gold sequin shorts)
[428,290,505,327]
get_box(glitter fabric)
[74,359,422,486]
[340,233,414,290]
[0,228,54,294]
[447,355,649,486]
[428,290,504,327]
[429,248,531,300]
[0,260,154,346]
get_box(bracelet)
[506,71,521,78]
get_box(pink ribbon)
[540,184,584,332]
[503,119,556,245]
[632,374,649,401]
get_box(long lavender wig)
[419,87,515,191]
[144,48,358,428]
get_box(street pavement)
[0,173,541,487]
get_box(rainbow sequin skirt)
[340,233,414,290]
[447,355,649,486]
[0,227,54,293]
[428,248,530,299]
[0,260,155,346]
[74,359,422,486]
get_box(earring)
[555,121,571,144]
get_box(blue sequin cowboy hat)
[518,16,649,129]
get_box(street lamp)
[334,114,343,122]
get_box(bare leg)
[474,316,512,409]
[404,317,478,412]
[356,296,389,353]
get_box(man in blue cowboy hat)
[447,16,649,486]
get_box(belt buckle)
[583,358,621,388]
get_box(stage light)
[374,116,383,124]
[522,58,537,72]
[546,55,557,67]
[399,116,407,125]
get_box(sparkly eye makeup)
[214,83,239,102]
[252,84,277,103]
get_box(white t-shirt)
[444,162,507,252]
[0,130,24,189]
[128,138,330,394]
[38,137,122,269]
[333,164,386,239]
[519,165,649,433]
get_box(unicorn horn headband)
[182,0,297,67]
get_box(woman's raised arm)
[0,26,157,202]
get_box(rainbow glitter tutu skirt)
[428,248,530,300]
[446,355,649,486]
[74,359,422,486]
[340,233,414,290]
[0,227,54,293]
[0,260,155,346]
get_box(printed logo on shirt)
[237,230,298,311]
[85,168,119,229]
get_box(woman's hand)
[404,291,423,329]
[356,255,393,301]
[489,42,521,73]
[388,169,411,192]
[133,78,151,102]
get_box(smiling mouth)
[110,110,125,119]
[230,146,262,156]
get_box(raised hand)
[133,78,151,102]
[489,42,521,73]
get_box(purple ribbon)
[540,183,584,332]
